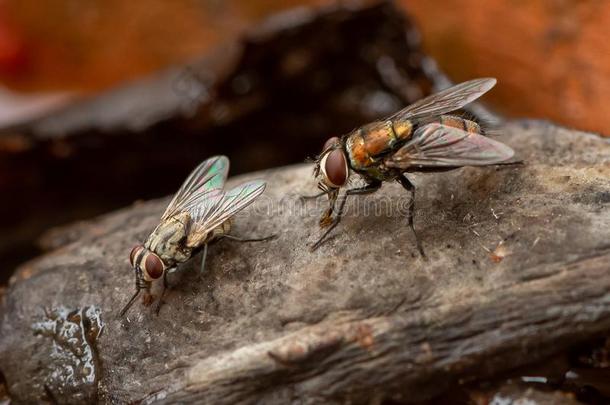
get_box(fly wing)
[185,180,266,248]
[391,78,496,122]
[385,123,514,169]
[161,156,229,221]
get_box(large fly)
[305,78,517,255]
[120,156,274,316]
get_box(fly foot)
[319,209,334,228]
[154,298,164,316]
[142,293,154,307]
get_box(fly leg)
[199,243,208,275]
[223,234,276,243]
[397,175,425,257]
[154,268,172,315]
[319,190,339,227]
[311,181,381,251]
[298,191,327,202]
[195,235,274,279]
[299,188,335,226]
[119,267,149,317]
[300,190,331,224]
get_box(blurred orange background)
[0,0,609,135]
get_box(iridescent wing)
[185,180,266,248]
[390,78,496,122]
[161,156,229,221]
[385,123,514,169]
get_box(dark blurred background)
[0,0,608,284]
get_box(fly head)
[315,136,349,193]
[120,245,161,317]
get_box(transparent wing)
[385,123,514,169]
[161,156,229,221]
[185,180,266,248]
[391,78,496,122]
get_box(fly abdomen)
[204,220,231,243]
[438,115,483,134]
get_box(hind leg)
[397,175,425,257]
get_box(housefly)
[306,78,516,255]
[120,155,273,316]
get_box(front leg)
[154,268,172,315]
[298,190,328,202]
[311,181,381,251]
[396,175,425,257]
[319,189,339,228]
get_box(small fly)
[120,155,274,316]
[305,78,516,255]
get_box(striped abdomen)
[346,119,414,170]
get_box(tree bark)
[1,120,609,404]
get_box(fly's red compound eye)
[323,136,340,152]
[144,254,164,279]
[324,149,347,187]
[129,245,142,266]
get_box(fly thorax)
[145,213,190,264]
[347,120,410,170]
[163,247,191,265]
[346,133,367,170]
[365,166,388,182]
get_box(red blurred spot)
[0,11,29,76]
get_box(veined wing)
[161,156,229,221]
[390,78,496,122]
[185,180,266,248]
[385,123,514,169]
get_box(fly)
[305,78,516,255]
[120,155,274,316]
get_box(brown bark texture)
[0,120,609,404]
